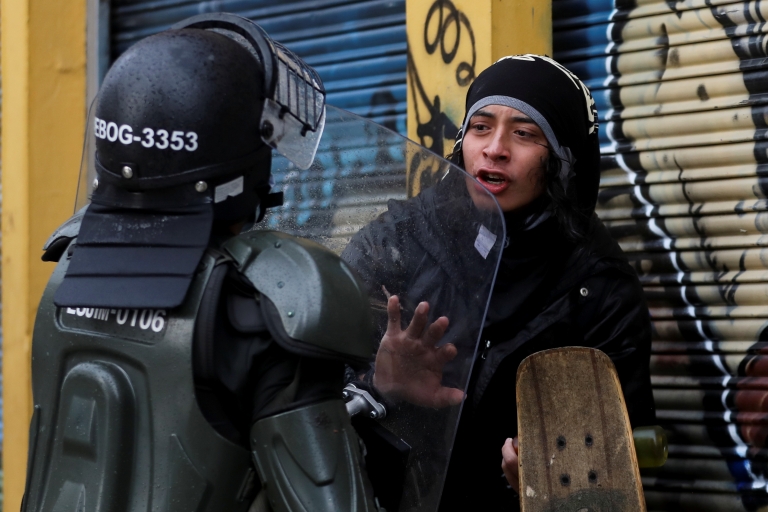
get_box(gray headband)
[458,95,574,188]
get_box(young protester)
[342,54,656,510]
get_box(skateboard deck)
[516,347,645,512]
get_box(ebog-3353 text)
[94,117,198,152]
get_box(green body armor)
[24,226,376,512]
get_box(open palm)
[373,295,464,408]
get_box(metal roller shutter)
[110,0,407,239]
[554,0,768,510]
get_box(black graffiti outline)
[406,44,459,196]
[407,46,460,151]
[423,0,477,86]
[406,0,477,194]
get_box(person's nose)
[482,129,510,162]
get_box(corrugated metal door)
[112,0,406,132]
[554,0,768,510]
[110,0,407,237]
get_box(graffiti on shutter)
[554,0,768,509]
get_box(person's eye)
[514,129,534,138]
[471,123,489,132]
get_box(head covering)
[453,54,601,216]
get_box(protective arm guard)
[226,231,378,509]
[222,230,374,365]
[251,399,376,512]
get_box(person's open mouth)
[475,169,510,195]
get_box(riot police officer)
[22,13,377,512]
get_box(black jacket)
[342,183,655,511]
[440,214,656,511]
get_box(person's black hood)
[452,54,601,216]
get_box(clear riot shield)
[259,105,505,512]
[75,97,98,212]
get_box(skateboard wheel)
[633,425,668,468]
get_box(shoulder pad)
[42,207,87,262]
[222,231,374,363]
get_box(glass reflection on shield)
[75,97,99,212]
[260,105,505,512]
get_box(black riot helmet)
[55,13,326,310]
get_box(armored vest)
[23,247,254,512]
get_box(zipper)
[481,339,492,359]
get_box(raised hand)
[372,295,464,408]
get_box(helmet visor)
[260,41,326,170]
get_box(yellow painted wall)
[1,0,87,507]
[406,0,551,194]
